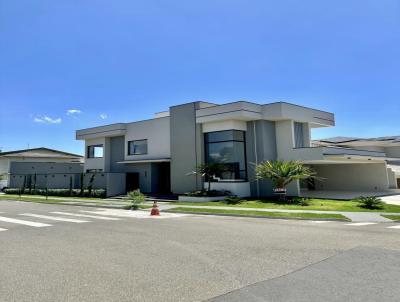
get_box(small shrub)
[357,196,384,210]
[224,196,242,205]
[3,188,20,195]
[185,190,230,197]
[127,189,146,210]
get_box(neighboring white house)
[0,148,83,190]
[76,101,399,197]
[314,136,400,189]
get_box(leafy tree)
[188,163,228,193]
[87,173,96,197]
[79,173,85,196]
[255,160,316,200]
[32,173,37,193]
[69,176,73,196]
[21,175,27,195]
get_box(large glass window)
[87,145,103,158]
[204,130,247,181]
[294,122,304,148]
[128,139,148,155]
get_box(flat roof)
[0,147,83,158]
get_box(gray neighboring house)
[314,136,400,188]
[76,101,398,198]
[0,148,83,190]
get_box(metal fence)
[1,172,127,197]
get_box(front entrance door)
[126,173,139,192]
[157,162,171,194]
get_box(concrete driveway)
[382,194,400,206]
[0,199,400,302]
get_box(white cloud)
[33,117,45,123]
[100,113,108,120]
[33,115,62,124]
[67,109,82,115]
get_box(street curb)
[163,210,350,222]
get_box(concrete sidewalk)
[162,204,395,222]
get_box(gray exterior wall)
[106,173,126,196]
[170,102,203,194]
[246,120,278,197]
[109,136,126,172]
[9,162,83,175]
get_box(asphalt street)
[0,199,399,302]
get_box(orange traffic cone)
[150,201,160,216]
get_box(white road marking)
[0,216,52,227]
[387,225,400,229]
[345,222,378,226]
[20,213,90,223]
[309,221,332,224]
[50,212,121,221]
[80,209,190,219]
[0,228,8,232]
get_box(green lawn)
[0,195,75,204]
[382,215,400,221]
[0,195,151,209]
[175,198,400,213]
[169,207,350,221]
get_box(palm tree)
[255,160,316,200]
[188,163,228,193]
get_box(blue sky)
[1,0,399,155]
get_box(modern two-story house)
[76,101,398,197]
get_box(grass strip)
[0,195,152,209]
[0,194,104,201]
[169,207,350,221]
[0,195,69,204]
[175,199,400,213]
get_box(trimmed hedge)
[185,190,231,197]
[3,188,106,198]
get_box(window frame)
[87,144,104,158]
[128,139,148,155]
[204,130,248,181]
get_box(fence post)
[45,174,48,200]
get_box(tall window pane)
[294,122,304,148]
[204,130,247,180]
